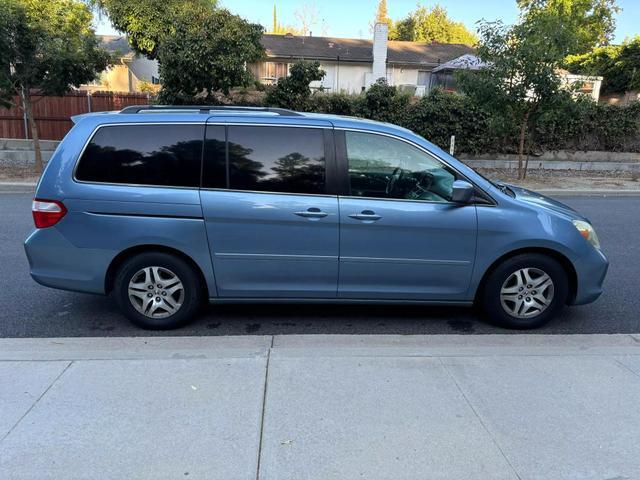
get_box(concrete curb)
[537,189,640,196]
[0,336,273,361]
[1,334,639,361]
[0,182,36,193]
[0,181,37,186]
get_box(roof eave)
[262,54,449,67]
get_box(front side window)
[227,126,326,195]
[75,124,203,187]
[345,131,456,202]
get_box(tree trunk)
[22,90,43,174]
[517,110,530,181]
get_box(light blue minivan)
[25,105,608,329]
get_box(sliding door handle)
[349,210,382,221]
[294,208,328,219]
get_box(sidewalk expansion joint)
[255,336,274,480]
[613,358,640,379]
[439,358,523,480]
[0,360,73,445]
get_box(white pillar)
[372,22,388,83]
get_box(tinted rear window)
[75,124,203,187]
[227,126,325,194]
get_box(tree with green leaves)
[95,0,217,59]
[0,0,111,172]
[265,61,325,111]
[566,36,640,94]
[389,4,477,45]
[97,0,264,103]
[518,0,619,55]
[156,6,264,104]
[458,10,578,179]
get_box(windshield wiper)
[492,182,516,197]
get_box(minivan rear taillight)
[32,199,67,228]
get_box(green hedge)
[260,79,640,154]
[534,98,640,152]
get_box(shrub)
[307,92,357,116]
[405,88,497,155]
[534,97,640,152]
[225,58,640,155]
[264,60,325,110]
[354,79,411,124]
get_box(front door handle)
[348,210,382,221]
[294,208,328,219]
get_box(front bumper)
[571,246,609,305]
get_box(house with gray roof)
[249,24,474,95]
[86,25,473,96]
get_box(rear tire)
[480,253,568,329]
[113,252,202,330]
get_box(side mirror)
[451,180,474,204]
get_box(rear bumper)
[24,228,112,295]
[571,247,609,305]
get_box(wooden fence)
[0,91,150,141]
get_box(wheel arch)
[105,244,208,296]
[474,247,578,305]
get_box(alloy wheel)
[500,267,554,319]
[127,266,185,318]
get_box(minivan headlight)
[572,220,600,249]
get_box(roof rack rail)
[119,105,304,116]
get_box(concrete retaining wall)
[459,150,640,172]
[460,151,640,162]
[464,159,640,173]
[1,140,639,172]
[0,139,60,167]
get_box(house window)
[151,76,161,85]
[431,71,457,91]
[417,70,431,86]
[264,62,289,80]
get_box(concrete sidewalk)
[2,335,640,480]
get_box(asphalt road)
[1,191,638,337]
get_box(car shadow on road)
[198,302,484,336]
[5,292,588,338]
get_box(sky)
[95,0,639,44]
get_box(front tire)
[114,252,203,329]
[480,253,569,329]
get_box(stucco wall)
[126,56,159,84]
[82,63,132,93]
[391,67,420,86]
[309,62,372,94]
[263,59,430,94]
